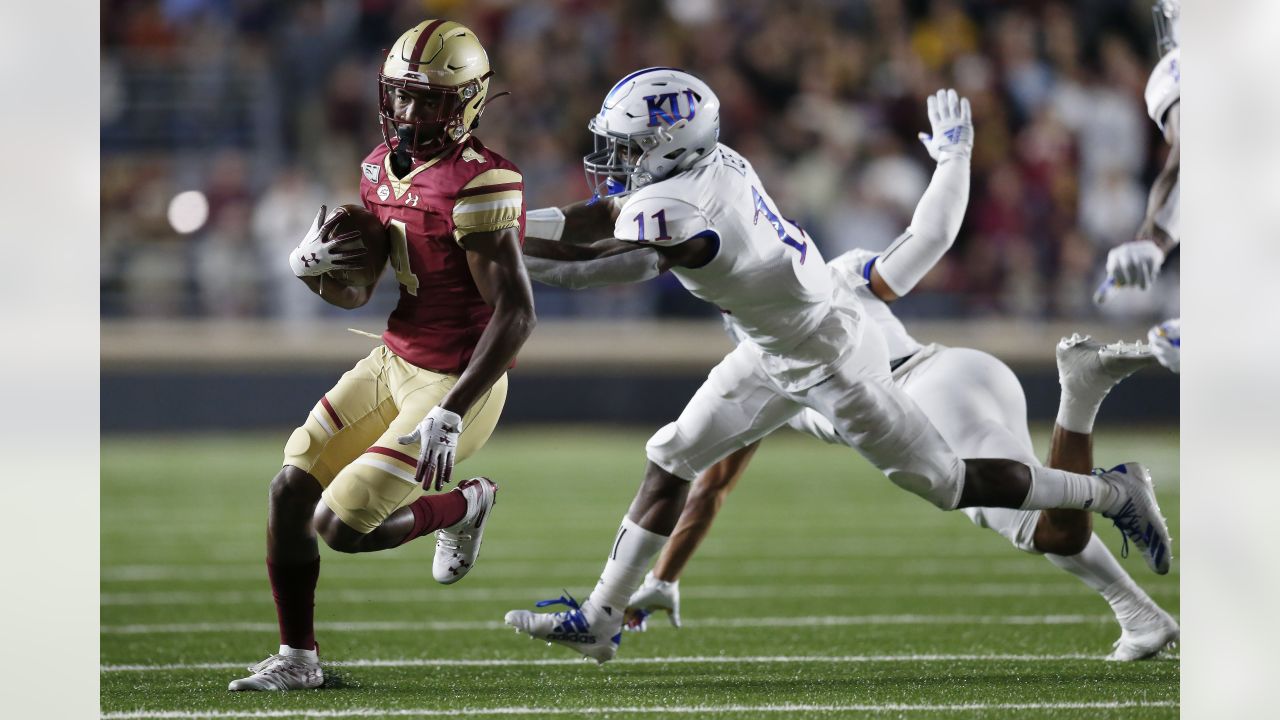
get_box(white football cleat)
[1108,605,1180,661]
[433,477,498,585]
[1057,334,1158,397]
[624,571,682,632]
[228,647,323,691]
[504,593,621,664]
[1095,463,1173,575]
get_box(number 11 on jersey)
[751,187,807,263]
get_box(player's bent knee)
[269,466,323,508]
[888,470,959,510]
[312,502,364,554]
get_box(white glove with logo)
[398,405,463,491]
[288,205,367,278]
[1105,239,1165,291]
[917,88,973,161]
[1147,319,1180,374]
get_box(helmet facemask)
[378,73,488,162]
[583,124,664,200]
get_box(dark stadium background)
[100,0,1179,431]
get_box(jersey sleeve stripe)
[461,168,522,190]
[454,195,524,215]
[457,181,523,198]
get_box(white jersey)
[1144,48,1181,242]
[834,249,924,363]
[614,144,841,355]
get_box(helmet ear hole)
[663,148,686,161]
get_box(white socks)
[1055,390,1107,434]
[591,517,668,617]
[279,645,319,663]
[1046,534,1163,633]
[1020,464,1122,514]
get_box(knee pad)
[645,423,699,482]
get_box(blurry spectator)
[101,0,1167,324]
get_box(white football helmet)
[1152,0,1180,55]
[584,67,721,199]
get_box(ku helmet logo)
[644,90,699,127]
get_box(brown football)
[325,204,389,287]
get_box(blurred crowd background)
[101,0,1179,324]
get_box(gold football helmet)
[378,20,492,161]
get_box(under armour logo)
[1083,498,1094,510]
[405,192,420,206]
[944,127,964,143]
[300,252,320,268]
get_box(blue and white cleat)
[504,593,621,664]
[624,571,682,632]
[1095,463,1173,575]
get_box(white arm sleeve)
[525,207,566,241]
[874,154,970,297]
[523,249,662,290]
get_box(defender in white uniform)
[1098,0,1182,373]
[625,249,1178,661]
[505,68,1172,663]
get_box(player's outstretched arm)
[1099,105,1179,300]
[1136,103,1180,252]
[870,89,973,303]
[526,197,621,245]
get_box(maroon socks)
[266,556,320,651]
[398,490,468,545]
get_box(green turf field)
[101,426,1179,719]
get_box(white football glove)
[1104,239,1165,291]
[397,405,463,491]
[623,571,682,632]
[288,205,367,278]
[917,88,973,161]
[1147,319,1180,374]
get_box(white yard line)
[100,553,1095,582]
[101,613,1120,635]
[103,651,1177,673]
[99,582,1177,606]
[101,700,1179,718]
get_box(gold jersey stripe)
[461,168,522,190]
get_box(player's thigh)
[320,369,509,534]
[804,333,964,509]
[647,346,801,481]
[899,348,1038,465]
[282,348,397,487]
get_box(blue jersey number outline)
[751,187,807,263]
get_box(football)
[325,204,389,287]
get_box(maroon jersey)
[359,136,525,373]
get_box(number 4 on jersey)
[751,187,807,263]
[386,219,420,295]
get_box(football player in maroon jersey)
[230,19,535,691]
